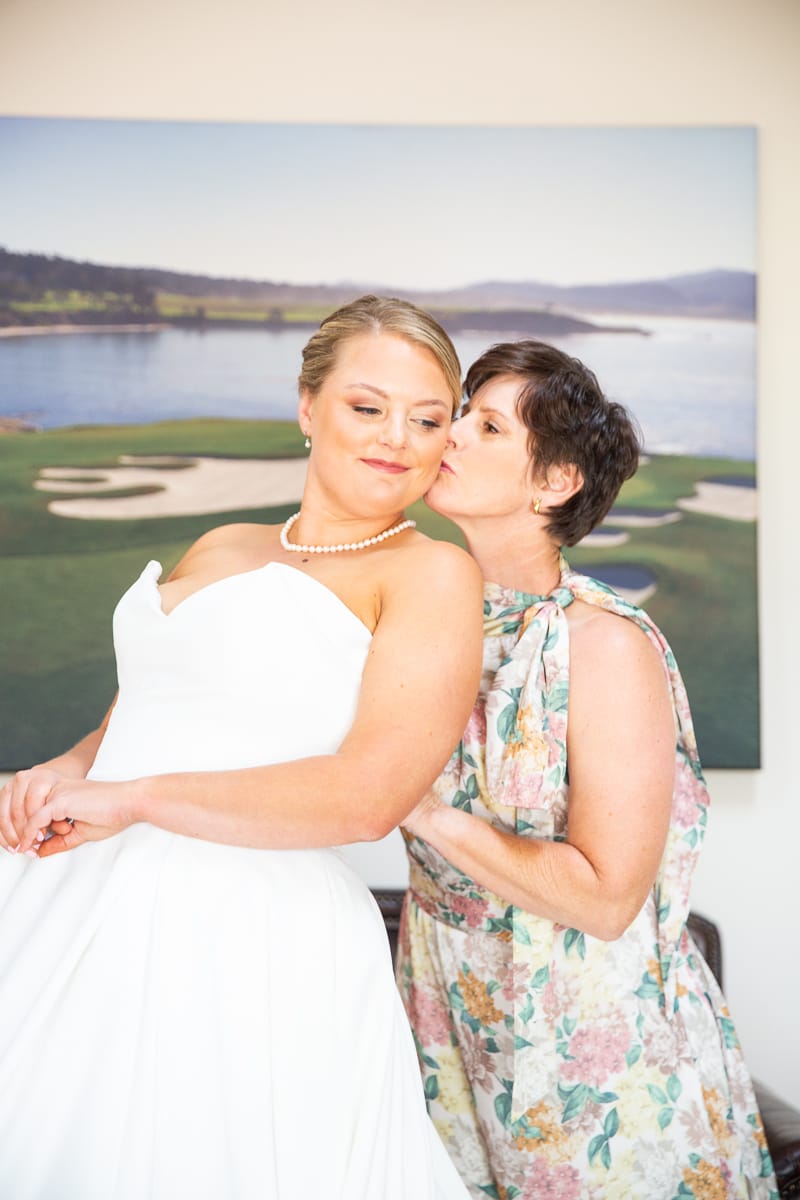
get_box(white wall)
[1,0,798,1103]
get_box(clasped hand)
[0,768,135,859]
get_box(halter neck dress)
[398,563,777,1200]
[0,559,469,1200]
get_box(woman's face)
[298,332,454,518]
[425,374,535,522]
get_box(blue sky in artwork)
[0,119,755,289]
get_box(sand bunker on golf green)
[603,508,683,528]
[677,480,757,521]
[578,529,630,549]
[35,455,308,519]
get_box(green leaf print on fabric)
[546,680,569,712]
[494,1090,512,1128]
[635,970,662,1000]
[496,702,519,744]
[563,928,586,960]
[451,789,473,812]
[721,1016,741,1049]
[604,1108,620,1138]
[559,1083,589,1122]
[625,1042,642,1067]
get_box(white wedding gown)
[0,560,468,1200]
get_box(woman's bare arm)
[403,612,676,941]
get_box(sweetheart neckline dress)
[0,559,469,1200]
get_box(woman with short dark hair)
[399,340,776,1199]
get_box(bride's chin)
[424,475,455,511]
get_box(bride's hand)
[18,778,139,858]
[0,767,68,853]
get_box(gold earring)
[533,497,542,515]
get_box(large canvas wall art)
[0,119,757,767]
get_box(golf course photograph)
[0,119,758,768]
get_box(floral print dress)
[398,563,777,1200]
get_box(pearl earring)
[304,435,311,449]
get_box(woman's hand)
[401,794,445,841]
[0,767,71,853]
[18,778,140,858]
[1,701,120,855]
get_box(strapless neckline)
[144,558,373,638]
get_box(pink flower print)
[457,1024,496,1093]
[541,971,581,1021]
[642,1018,680,1074]
[501,961,530,1005]
[560,1020,631,1087]
[408,983,452,1046]
[521,1161,582,1200]
[671,774,701,830]
[503,758,546,810]
[464,705,487,747]
[450,892,490,929]
[546,710,567,744]
[547,736,564,770]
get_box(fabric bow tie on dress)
[482,571,575,815]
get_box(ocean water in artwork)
[0,316,755,461]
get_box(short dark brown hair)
[464,341,641,546]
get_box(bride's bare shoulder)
[168,522,277,579]
[384,532,482,600]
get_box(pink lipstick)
[361,459,410,474]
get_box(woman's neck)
[459,516,563,595]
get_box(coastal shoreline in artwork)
[0,323,169,339]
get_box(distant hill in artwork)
[0,248,754,328]
[408,270,756,320]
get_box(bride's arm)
[23,544,483,855]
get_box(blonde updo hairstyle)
[298,294,462,414]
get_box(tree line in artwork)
[0,248,754,335]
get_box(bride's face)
[298,332,453,517]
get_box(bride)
[0,295,482,1200]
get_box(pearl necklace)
[280,511,416,554]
